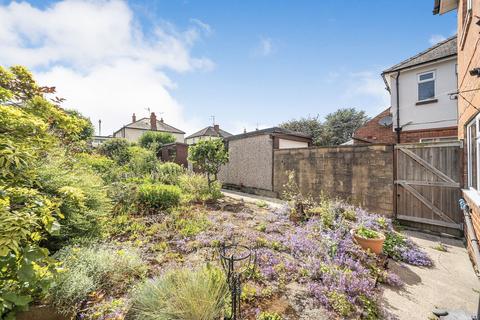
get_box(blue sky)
[0,0,456,135]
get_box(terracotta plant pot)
[351,229,385,254]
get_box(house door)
[395,141,463,235]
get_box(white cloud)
[344,71,390,109]
[429,34,447,45]
[0,0,213,135]
[251,36,275,57]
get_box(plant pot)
[351,229,385,254]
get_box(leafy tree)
[279,115,325,146]
[280,108,368,146]
[139,131,176,153]
[188,139,228,187]
[321,108,368,145]
[98,138,131,165]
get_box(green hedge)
[137,183,181,213]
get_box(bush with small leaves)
[137,183,181,213]
[49,244,147,315]
[98,138,131,165]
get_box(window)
[418,71,435,101]
[467,115,480,190]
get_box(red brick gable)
[353,108,396,144]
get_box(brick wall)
[353,108,396,144]
[456,0,480,269]
[273,145,394,216]
[399,126,458,143]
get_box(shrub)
[49,244,147,314]
[75,153,118,182]
[356,226,382,239]
[155,162,185,185]
[129,266,227,320]
[188,139,228,186]
[139,131,175,151]
[98,138,131,165]
[126,146,160,178]
[36,152,111,247]
[137,183,181,213]
[178,173,222,203]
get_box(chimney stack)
[132,113,136,123]
[214,124,220,133]
[160,117,164,123]
[150,112,157,130]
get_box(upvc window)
[418,71,436,101]
[467,115,480,190]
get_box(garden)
[0,66,433,320]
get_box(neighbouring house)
[218,127,312,196]
[353,107,396,144]
[157,142,189,168]
[380,36,459,143]
[185,124,232,145]
[434,0,480,267]
[113,112,185,143]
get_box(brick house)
[434,0,480,267]
[356,37,459,144]
[353,108,396,144]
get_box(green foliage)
[383,231,407,259]
[0,65,96,318]
[155,162,185,185]
[129,266,227,320]
[138,131,175,151]
[279,115,324,146]
[356,226,382,239]
[321,108,368,145]
[188,139,228,186]
[126,146,159,178]
[279,108,368,146]
[178,173,222,203]
[257,311,283,320]
[98,138,131,165]
[327,291,354,317]
[36,152,111,247]
[49,244,146,314]
[137,183,181,213]
[175,212,211,237]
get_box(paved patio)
[382,230,479,320]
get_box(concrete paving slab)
[382,230,479,320]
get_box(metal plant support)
[219,242,255,320]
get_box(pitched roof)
[225,127,311,142]
[382,36,457,74]
[186,126,233,139]
[122,117,185,134]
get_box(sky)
[0,0,457,136]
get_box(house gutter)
[459,198,480,274]
[394,71,401,143]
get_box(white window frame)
[467,114,480,191]
[417,70,436,102]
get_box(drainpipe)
[459,198,480,272]
[394,71,401,143]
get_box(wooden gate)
[395,141,463,234]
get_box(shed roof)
[225,127,311,142]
